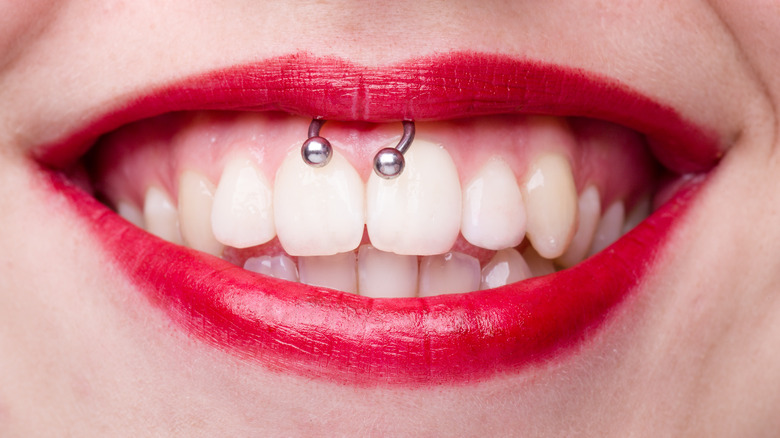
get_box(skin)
[1,0,779,435]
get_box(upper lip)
[39,52,718,385]
[36,52,720,173]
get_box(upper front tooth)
[357,245,418,298]
[143,186,183,245]
[274,148,364,256]
[589,201,625,256]
[418,252,481,297]
[480,248,532,289]
[461,157,526,250]
[211,157,275,248]
[178,170,224,256]
[557,185,601,268]
[522,153,578,259]
[367,139,462,255]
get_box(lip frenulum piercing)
[301,119,416,179]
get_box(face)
[1,0,779,435]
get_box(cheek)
[708,0,780,109]
[0,0,60,68]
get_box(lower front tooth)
[480,248,532,289]
[367,140,462,255]
[418,252,480,297]
[143,186,183,245]
[556,186,601,268]
[243,255,299,282]
[589,201,625,256]
[211,157,275,248]
[522,246,556,277]
[178,170,224,256]
[274,149,364,256]
[298,252,357,294]
[357,245,418,298]
[522,154,578,259]
[461,157,526,250]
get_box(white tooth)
[556,186,601,268]
[357,245,418,298]
[243,255,298,282]
[622,195,650,234]
[589,201,625,256]
[274,149,364,256]
[418,252,480,297]
[298,252,357,293]
[480,248,532,290]
[117,200,144,228]
[521,246,556,277]
[211,158,275,248]
[178,170,224,256]
[522,154,578,259]
[143,186,183,244]
[367,140,461,255]
[461,157,526,250]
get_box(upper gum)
[92,110,655,213]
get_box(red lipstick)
[36,53,719,385]
[37,52,718,173]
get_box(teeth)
[418,252,480,297]
[117,200,144,228]
[357,245,418,298]
[461,157,526,250]
[521,246,556,277]
[274,149,364,256]
[143,186,183,244]
[367,140,462,255]
[556,186,601,268]
[522,154,578,259]
[480,248,532,290]
[211,157,275,248]
[178,170,224,256]
[298,253,357,294]
[589,201,625,256]
[622,195,650,234]
[243,255,299,282]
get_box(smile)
[34,52,721,385]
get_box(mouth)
[34,52,720,385]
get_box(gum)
[89,110,657,217]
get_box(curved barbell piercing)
[300,119,416,179]
[300,119,332,168]
[373,120,415,179]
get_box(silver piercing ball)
[373,147,404,178]
[373,121,415,179]
[301,119,416,179]
[301,119,332,167]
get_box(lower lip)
[44,166,703,386]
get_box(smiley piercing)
[301,119,416,179]
[300,119,332,168]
